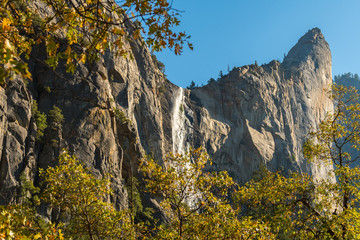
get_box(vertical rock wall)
[0,27,333,207]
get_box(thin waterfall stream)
[172,87,186,154]
[171,87,198,207]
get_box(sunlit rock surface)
[0,27,333,208]
[188,28,333,182]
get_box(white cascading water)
[172,87,187,154]
[171,87,198,208]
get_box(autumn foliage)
[237,85,360,239]
[139,148,274,239]
[0,0,192,85]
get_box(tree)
[1,150,142,239]
[40,149,137,239]
[218,70,223,80]
[207,77,215,85]
[237,84,360,239]
[187,80,195,89]
[48,105,64,131]
[303,84,360,239]
[151,52,166,74]
[0,205,63,239]
[334,72,360,85]
[236,168,334,239]
[31,100,48,140]
[0,0,192,85]
[0,172,63,239]
[126,176,154,225]
[140,148,274,239]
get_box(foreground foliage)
[0,204,63,240]
[0,171,63,239]
[0,0,191,85]
[40,150,136,239]
[140,148,274,239]
[303,84,360,239]
[237,84,360,239]
[1,149,274,239]
[1,151,137,239]
[237,168,338,239]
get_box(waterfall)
[172,87,186,154]
[171,87,199,207]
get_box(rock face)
[0,27,333,207]
[0,19,174,207]
[187,28,333,182]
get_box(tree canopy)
[1,148,275,239]
[0,0,192,85]
[139,148,274,239]
[41,150,137,239]
[237,84,360,239]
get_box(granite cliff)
[0,27,333,209]
[186,28,333,182]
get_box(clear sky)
[154,0,360,88]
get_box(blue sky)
[155,0,360,88]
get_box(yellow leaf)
[34,233,42,239]
[80,54,86,64]
[2,18,11,31]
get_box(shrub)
[31,100,47,140]
[48,105,64,130]
[113,108,132,124]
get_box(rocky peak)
[283,28,331,74]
